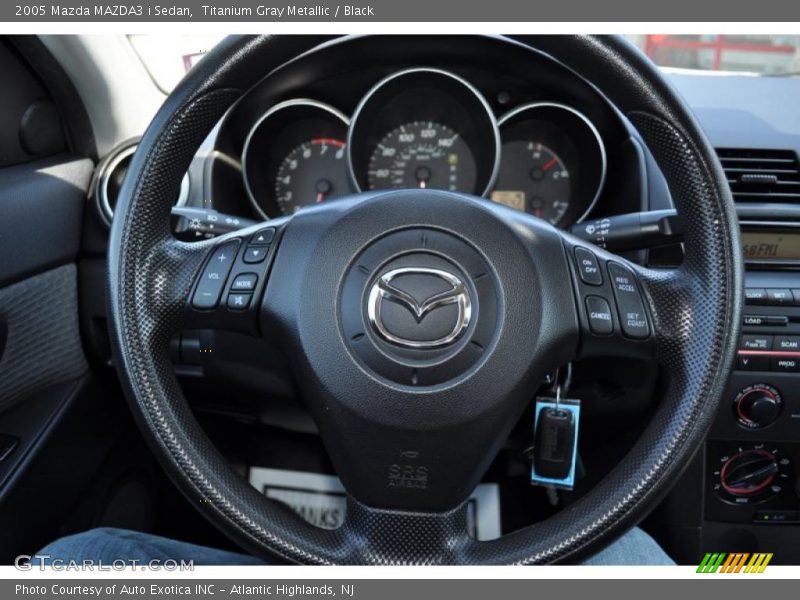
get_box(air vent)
[717,148,800,204]
[93,139,189,226]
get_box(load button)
[607,262,650,339]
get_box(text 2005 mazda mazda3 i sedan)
[1,33,799,565]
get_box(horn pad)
[340,227,500,386]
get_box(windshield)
[127,34,800,92]
[626,34,800,75]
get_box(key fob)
[533,407,575,480]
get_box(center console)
[701,268,800,560]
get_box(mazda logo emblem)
[367,267,472,348]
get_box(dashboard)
[206,36,642,232]
[240,67,605,228]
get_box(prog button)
[607,262,650,339]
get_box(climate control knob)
[734,384,782,429]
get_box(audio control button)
[745,288,768,304]
[738,354,769,371]
[743,315,768,326]
[734,384,782,429]
[767,288,793,305]
[772,356,800,372]
[774,336,800,351]
[741,334,773,351]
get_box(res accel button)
[585,296,613,335]
[191,240,240,310]
[574,247,603,286]
[607,262,650,339]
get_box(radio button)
[767,315,789,326]
[745,288,768,304]
[738,354,769,371]
[766,288,793,305]
[743,315,768,326]
[772,356,800,372]
[741,335,773,351]
[774,336,800,351]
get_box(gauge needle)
[316,192,325,203]
[542,157,558,171]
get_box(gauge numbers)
[275,138,348,214]
[367,122,477,193]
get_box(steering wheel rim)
[107,34,743,564]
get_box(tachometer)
[275,138,348,213]
[367,122,477,193]
[242,99,351,218]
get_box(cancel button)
[585,296,614,335]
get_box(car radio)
[707,269,800,524]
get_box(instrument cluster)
[242,68,606,229]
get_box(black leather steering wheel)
[107,35,743,564]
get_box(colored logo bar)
[697,552,773,573]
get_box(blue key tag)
[530,395,581,490]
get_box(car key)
[530,390,581,490]
[533,407,575,480]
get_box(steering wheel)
[107,35,742,564]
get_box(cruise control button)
[574,247,603,286]
[250,227,276,245]
[191,240,240,310]
[738,354,769,371]
[607,262,649,339]
[585,296,613,335]
[745,288,768,304]
[243,246,268,264]
[741,334,773,351]
[766,288,793,305]
[231,273,258,292]
[227,293,252,311]
[774,336,800,351]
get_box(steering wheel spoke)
[561,234,659,362]
[165,220,287,336]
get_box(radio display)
[742,230,800,262]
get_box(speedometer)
[348,68,500,197]
[367,122,477,193]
